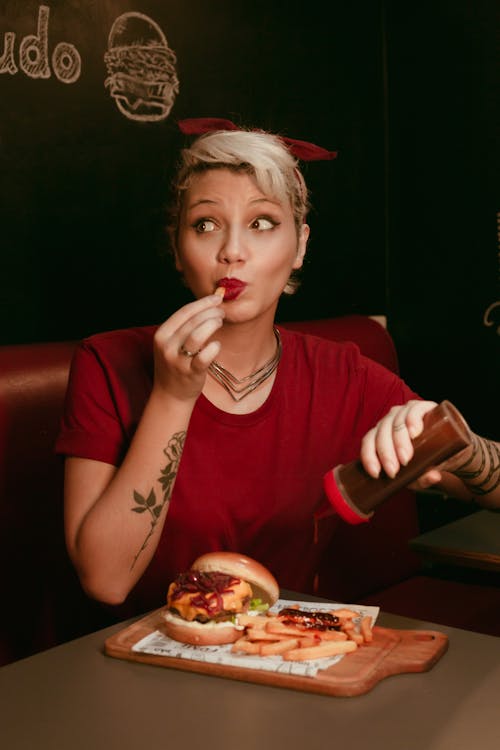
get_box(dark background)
[1,1,498,436]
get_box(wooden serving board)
[104,608,449,697]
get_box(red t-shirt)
[56,325,419,612]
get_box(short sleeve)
[55,341,127,465]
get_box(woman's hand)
[359,400,441,487]
[360,401,500,504]
[152,292,225,401]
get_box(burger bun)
[192,551,279,606]
[162,609,242,646]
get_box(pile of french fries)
[232,606,373,662]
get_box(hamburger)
[163,552,279,646]
[104,11,180,122]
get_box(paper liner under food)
[132,599,379,678]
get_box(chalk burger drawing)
[104,12,179,122]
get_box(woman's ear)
[293,223,310,270]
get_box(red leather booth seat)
[0,317,498,666]
[0,341,111,667]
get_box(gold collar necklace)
[208,328,282,402]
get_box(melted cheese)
[167,579,252,621]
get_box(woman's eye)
[251,217,278,231]
[193,219,216,233]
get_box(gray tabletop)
[1,604,499,750]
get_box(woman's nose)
[217,226,246,264]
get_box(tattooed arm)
[360,400,500,507]
[422,435,500,508]
[64,294,224,605]
[129,430,186,571]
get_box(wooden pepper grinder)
[323,400,473,524]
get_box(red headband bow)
[177,118,338,162]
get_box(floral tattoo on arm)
[130,430,186,570]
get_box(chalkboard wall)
[1,0,386,342]
[1,1,498,435]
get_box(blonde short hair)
[167,128,310,294]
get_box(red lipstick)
[216,278,247,301]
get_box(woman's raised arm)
[64,294,224,604]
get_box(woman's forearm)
[67,390,195,604]
[439,436,500,507]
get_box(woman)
[56,121,500,612]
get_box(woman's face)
[175,168,308,323]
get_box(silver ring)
[179,344,199,358]
[393,422,407,432]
